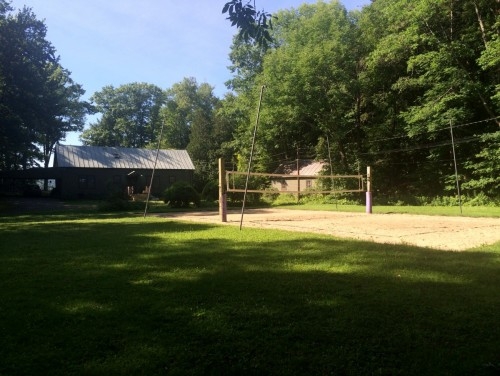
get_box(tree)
[477,16,500,111]
[187,108,217,189]
[81,83,165,148]
[187,93,241,190]
[160,77,219,150]
[0,2,90,170]
[463,130,500,197]
[237,1,362,173]
[37,63,90,168]
[226,34,267,93]
[159,78,220,190]
[354,0,500,197]
[213,93,245,163]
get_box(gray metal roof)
[54,145,195,170]
[274,160,327,176]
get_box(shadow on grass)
[0,216,499,375]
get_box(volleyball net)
[225,171,365,194]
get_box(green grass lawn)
[275,202,500,217]
[1,213,499,375]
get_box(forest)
[1,0,499,202]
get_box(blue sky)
[8,0,370,145]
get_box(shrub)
[261,188,280,203]
[163,181,200,208]
[201,180,219,202]
[463,192,498,207]
[322,193,363,205]
[429,196,461,207]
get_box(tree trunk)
[473,1,488,47]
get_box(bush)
[261,188,280,203]
[322,193,363,205]
[226,191,264,206]
[463,192,498,207]
[372,193,499,207]
[201,180,219,202]
[163,182,200,208]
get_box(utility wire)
[359,135,483,156]
[363,116,499,145]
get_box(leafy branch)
[222,0,275,47]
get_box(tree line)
[228,0,499,200]
[1,0,499,200]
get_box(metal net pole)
[240,85,265,230]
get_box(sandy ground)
[158,208,500,251]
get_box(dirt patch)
[158,208,500,251]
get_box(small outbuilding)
[52,145,195,199]
[271,160,327,193]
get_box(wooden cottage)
[271,160,327,193]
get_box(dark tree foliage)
[0,1,90,170]
[80,83,165,148]
[222,0,275,48]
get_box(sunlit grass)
[0,213,499,375]
[276,202,500,217]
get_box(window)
[306,180,312,189]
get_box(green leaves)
[222,0,275,48]
[225,0,499,198]
[0,4,89,169]
[463,130,500,195]
[81,83,165,148]
[247,2,363,171]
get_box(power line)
[359,135,483,156]
[224,117,498,171]
[364,116,499,145]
